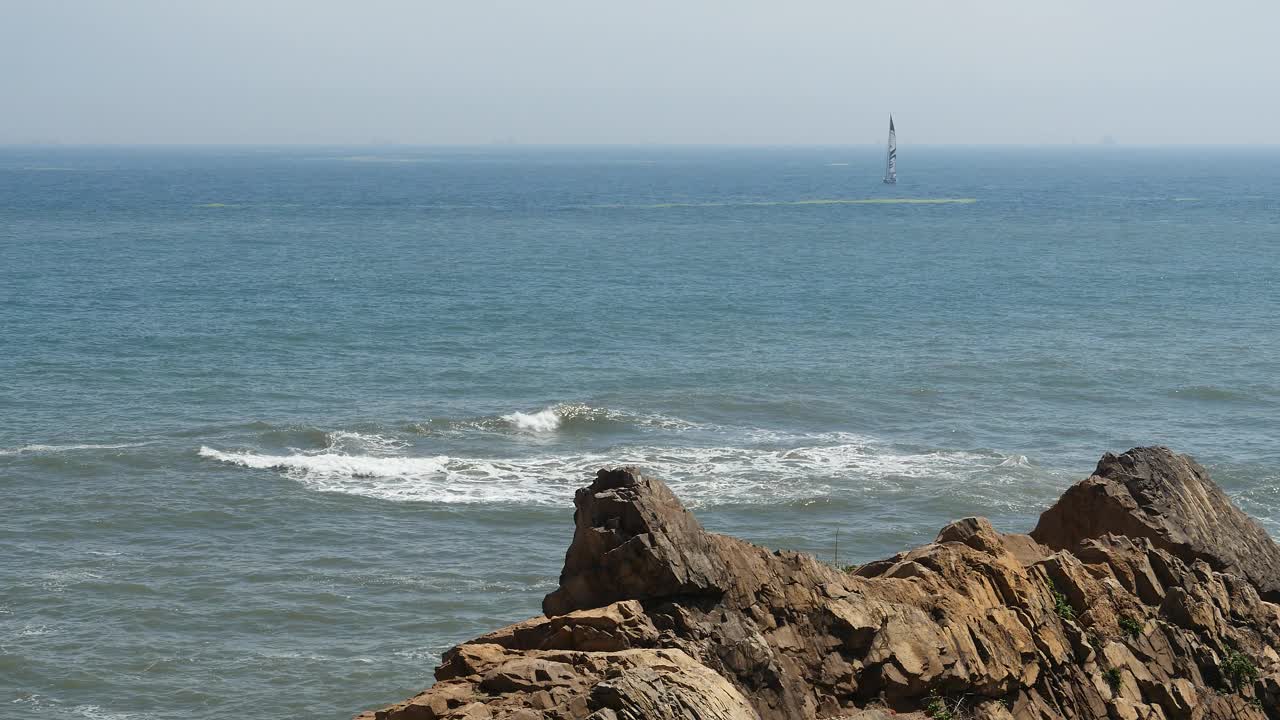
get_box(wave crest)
[198,446,565,504]
[501,408,562,433]
[198,441,1048,510]
[410,403,704,437]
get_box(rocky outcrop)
[1032,448,1280,602]
[357,447,1280,720]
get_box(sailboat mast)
[883,115,897,185]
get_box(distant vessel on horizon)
[883,115,897,184]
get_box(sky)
[2,0,1277,145]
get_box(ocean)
[2,145,1278,718]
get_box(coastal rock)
[358,647,758,720]
[543,467,736,616]
[358,447,1280,720]
[1032,446,1280,602]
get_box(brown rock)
[359,449,1280,720]
[543,467,736,616]
[436,644,510,682]
[480,658,579,693]
[473,601,658,653]
[587,649,760,719]
[1032,446,1280,601]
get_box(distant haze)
[3,0,1277,145]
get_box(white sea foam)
[70,706,150,720]
[564,404,707,432]
[393,645,452,663]
[199,446,448,477]
[199,441,1050,510]
[9,696,153,720]
[998,454,1031,467]
[38,569,103,593]
[410,404,707,438]
[198,446,559,504]
[502,408,563,432]
[503,403,708,434]
[0,441,152,457]
[323,430,408,454]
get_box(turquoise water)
[2,145,1279,718]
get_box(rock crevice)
[358,447,1280,720]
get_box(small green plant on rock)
[1118,616,1142,639]
[924,691,954,720]
[1223,650,1258,693]
[1047,581,1075,621]
[1102,667,1122,692]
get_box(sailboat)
[883,115,897,184]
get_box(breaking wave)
[413,403,705,437]
[198,440,1051,510]
[502,408,562,432]
[198,446,563,504]
[229,406,699,453]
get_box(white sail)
[883,115,897,184]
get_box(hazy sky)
[3,1,1277,145]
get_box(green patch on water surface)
[339,155,439,163]
[593,198,978,209]
[791,198,977,205]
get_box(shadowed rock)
[543,467,734,616]
[358,448,1280,720]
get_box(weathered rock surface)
[357,447,1280,720]
[1032,447,1280,602]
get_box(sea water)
[1,145,1278,718]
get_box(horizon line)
[3,142,1279,149]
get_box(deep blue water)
[2,145,1279,718]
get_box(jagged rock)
[543,467,736,616]
[586,649,760,720]
[359,448,1280,720]
[470,601,659,653]
[481,658,579,693]
[1032,446,1280,601]
[358,648,757,720]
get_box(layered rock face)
[358,447,1280,720]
